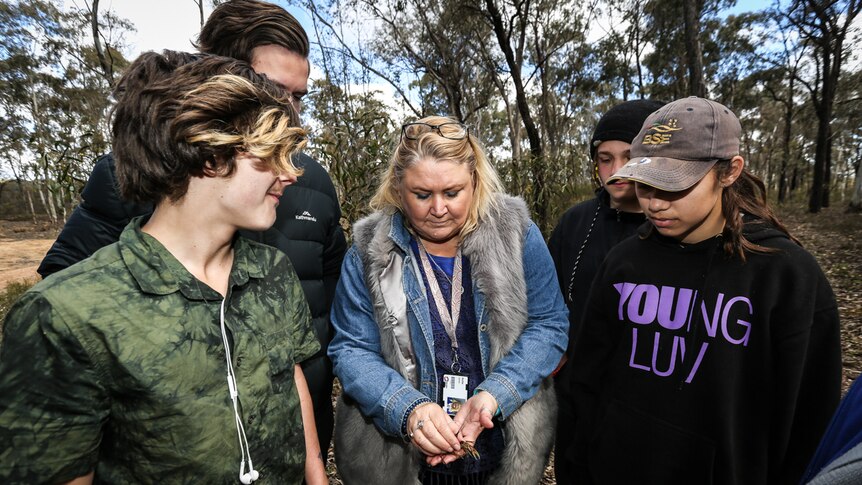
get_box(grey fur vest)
[334,195,557,485]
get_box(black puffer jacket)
[37,152,347,453]
[37,154,153,275]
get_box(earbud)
[240,467,260,484]
[220,298,260,484]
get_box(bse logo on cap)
[642,118,681,145]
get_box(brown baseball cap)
[608,96,741,191]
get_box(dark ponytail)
[716,160,800,261]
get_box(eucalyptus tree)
[640,0,737,99]
[299,0,597,232]
[784,0,862,212]
[306,79,395,239]
[0,0,128,222]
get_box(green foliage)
[306,78,396,241]
[0,0,856,231]
[0,280,35,337]
[0,0,129,224]
[302,0,862,228]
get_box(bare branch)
[88,0,114,85]
[306,3,421,117]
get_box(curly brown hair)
[112,51,306,204]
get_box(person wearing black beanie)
[548,98,663,483]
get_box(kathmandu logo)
[642,118,681,145]
[295,211,317,222]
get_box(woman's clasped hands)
[407,391,498,466]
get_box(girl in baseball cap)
[565,97,842,484]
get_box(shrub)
[0,279,36,341]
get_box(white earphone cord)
[220,298,260,484]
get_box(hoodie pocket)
[588,399,716,485]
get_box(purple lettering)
[657,286,694,330]
[685,290,698,331]
[629,328,651,371]
[721,296,753,346]
[628,284,659,324]
[684,342,709,383]
[651,333,681,377]
[614,282,637,321]
[700,293,724,338]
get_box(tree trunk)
[809,117,828,213]
[89,0,114,85]
[58,185,67,222]
[808,38,835,213]
[849,160,862,212]
[38,182,56,224]
[484,0,546,226]
[632,8,645,99]
[25,186,37,224]
[778,76,794,203]
[196,0,205,28]
[798,0,861,211]
[763,127,775,190]
[682,0,706,97]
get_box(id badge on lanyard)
[443,373,468,416]
[417,242,468,417]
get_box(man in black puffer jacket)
[37,0,347,459]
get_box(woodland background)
[0,1,860,483]
[0,0,860,235]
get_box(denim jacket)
[329,200,568,439]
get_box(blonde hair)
[182,75,307,178]
[113,51,307,203]
[370,115,503,238]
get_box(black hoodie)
[548,188,647,484]
[548,188,647,350]
[562,219,842,485]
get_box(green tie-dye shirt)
[0,218,319,484]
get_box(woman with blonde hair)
[329,116,569,484]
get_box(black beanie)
[590,99,665,160]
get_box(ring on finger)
[416,419,425,431]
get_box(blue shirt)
[410,241,504,476]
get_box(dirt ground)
[780,204,862,389]
[1,203,861,484]
[0,220,55,290]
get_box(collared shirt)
[0,218,319,484]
